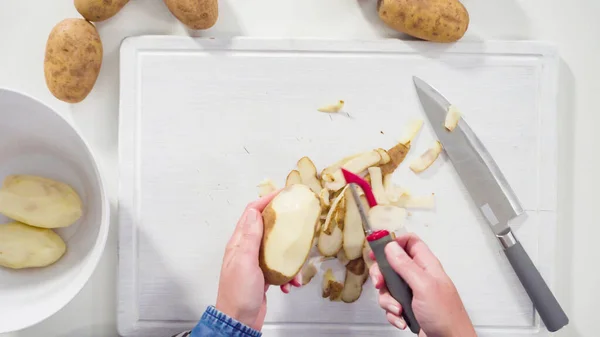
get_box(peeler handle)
[368,231,420,334]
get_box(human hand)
[215,192,301,331]
[369,233,476,337]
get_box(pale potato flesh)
[343,187,366,260]
[285,170,302,186]
[410,141,443,173]
[257,178,278,197]
[0,222,66,269]
[341,258,369,303]
[261,185,320,283]
[0,175,83,229]
[325,150,382,191]
[445,105,462,131]
[368,205,408,233]
[368,167,389,205]
[297,157,322,194]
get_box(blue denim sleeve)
[188,306,262,337]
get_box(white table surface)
[0,1,597,336]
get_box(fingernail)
[388,305,400,315]
[393,318,407,330]
[371,275,377,285]
[248,208,261,222]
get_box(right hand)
[369,233,476,337]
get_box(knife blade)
[413,76,568,332]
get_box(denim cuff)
[191,306,262,337]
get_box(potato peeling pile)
[0,175,83,269]
[257,119,442,303]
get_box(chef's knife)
[413,76,568,332]
[342,169,420,334]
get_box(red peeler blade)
[341,169,377,207]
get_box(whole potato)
[75,0,130,22]
[44,19,103,103]
[0,222,66,269]
[164,0,218,30]
[0,175,83,229]
[377,0,469,43]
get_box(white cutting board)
[118,37,559,337]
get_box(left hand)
[216,192,301,331]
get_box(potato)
[164,0,218,30]
[74,0,130,22]
[44,19,103,103]
[377,0,469,43]
[260,184,321,285]
[0,175,83,229]
[0,222,66,269]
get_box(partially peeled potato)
[259,184,321,285]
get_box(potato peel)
[317,100,345,113]
[342,188,366,260]
[398,119,424,145]
[341,258,369,303]
[257,178,278,197]
[325,150,382,191]
[368,205,408,233]
[410,141,443,173]
[368,167,389,205]
[285,170,302,186]
[445,105,462,131]
[297,157,322,194]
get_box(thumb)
[235,208,264,256]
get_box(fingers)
[280,274,302,294]
[396,233,443,272]
[228,207,263,256]
[247,190,280,212]
[385,241,427,291]
[378,285,403,316]
[387,312,407,330]
[290,274,302,288]
[369,263,385,289]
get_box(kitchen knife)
[341,169,420,334]
[413,76,569,332]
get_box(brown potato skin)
[377,0,469,43]
[44,19,103,103]
[164,0,218,30]
[380,142,409,175]
[74,0,130,22]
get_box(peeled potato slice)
[445,105,461,131]
[368,167,389,205]
[318,187,347,256]
[322,268,344,301]
[410,141,443,173]
[325,151,382,191]
[0,175,83,229]
[343,187,366,260]
[341,258,369,303]
[285,170,302,186]
[321,152,365,183]
[257,178,278,197]
[397,119,424,145]
[394,194,436,209]
[380,142,410,176]
[0,222,66,269]
[297,157,322,194]
[260,184,321,285]
[317,100,344,113]
[368,205,408,233]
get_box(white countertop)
[0,0,597,336]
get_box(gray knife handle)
[499,231,569,332]
[370,234,420,334]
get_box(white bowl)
[0,89,109,332]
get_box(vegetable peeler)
[342,168,420,334]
